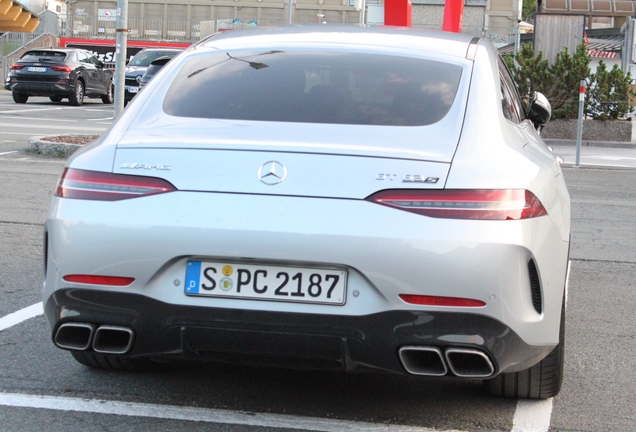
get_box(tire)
[101,81,114,104]
[50,96,63,102]
[71,351,150,371]
[484,301,565,399]
[12,92,28,103]
[69,80,85,106]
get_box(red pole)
[384,0,412,27]
[442,0,464,33]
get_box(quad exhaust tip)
[444,348,495,378]
[93,325,134,355]
[398,346,448,376]
[54,323,95,351]
[398,346,495,378]
[54,323,134,355]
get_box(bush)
[503,43,590,119]
[586,61,635,120]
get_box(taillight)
[51,65,73,73]
[55,168,176,201]
[63,275,134,286]
[366,189,547,220]
[10,64,25,70]
[399,294,486,307]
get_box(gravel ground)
[41,135,99,145]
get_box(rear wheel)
[12,92,28,103]
[50,96,63,102]
[71,351,150,371]
[69,80,84,106]
[484,302,565,399]
[101,81,114,104]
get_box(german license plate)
[27,67,47,72]
[127,86,139,93]
[184,261,347,305]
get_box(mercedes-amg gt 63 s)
[44,26,570,399]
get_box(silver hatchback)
[44,26,570,399]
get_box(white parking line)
[0,392,459,432]
[0,151,18,156]
[0,108,65,114]
[0,115,78,122]
[0,122,107,132]
[0,303,43,332]
[512,399,553,432]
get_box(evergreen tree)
[586,61,635,120]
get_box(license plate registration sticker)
[185,261,347,305]
[27,67,47,72]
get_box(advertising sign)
[59,38,190,64]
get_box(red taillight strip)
[366,189,547,220]
[51,66,73,72]
[63,275,135,286]
[10,64,25,70]
[399,294,486,307]
[55,168,176,201]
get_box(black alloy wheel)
[12,92,28,103]
[101,81,114,104]
[69,80,85,106]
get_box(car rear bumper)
[9,81,74,96]
[45,288,554,375]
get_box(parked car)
[44,27,570,399]
[138,56,175,89]
[6,48,113,106]
[124,48,183,104]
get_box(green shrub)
[586,61,635,120]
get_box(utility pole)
[113,0,128,118]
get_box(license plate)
[185,261,347,305]
[127,86,139,93]
[27,67,47,72]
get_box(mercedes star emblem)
[258,161,287,185]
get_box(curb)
[543,139,636,149]
[28,136,84,158]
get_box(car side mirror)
[528,91,551,131]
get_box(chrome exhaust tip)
[398,346,448,376]
[93,325,134,355]
[444,348,494,378]
[54,323,95,351]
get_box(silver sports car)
[44,26,570,399]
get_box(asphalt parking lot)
[1,89,635,431]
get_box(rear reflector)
[55,168,176,201]
[399,294,486,307]
[63,275,135,286]
[366,189,547,220]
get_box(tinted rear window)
[164,50,463,126]
[21,51,67,61]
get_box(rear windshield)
[130,51,180,67]
[164,50,463,126]
[20,51,67,62]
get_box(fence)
[1,10,60,79]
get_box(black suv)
[125,48,183,105]
[6,48,114,106]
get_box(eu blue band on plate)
[185,261,201,294]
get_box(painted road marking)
[589,156,636,161]
[0,393,461,432]
[0,122,107,132]
[0,108,65,114]
[0,151,18,156]
[512,399,553,432]
[0,115,78,123]
[0,303,554,431]
[0,303,43,332]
